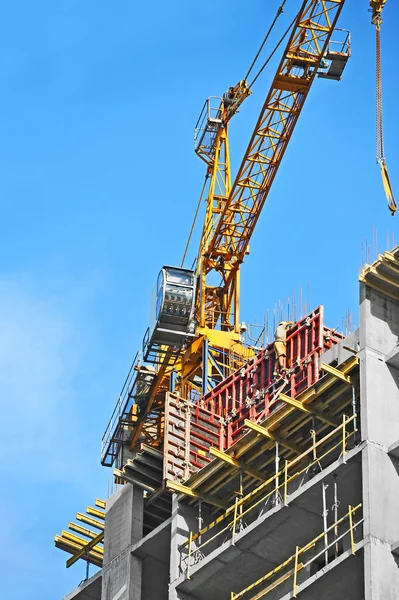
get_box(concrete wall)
[101,485,144,600]
[359,284,399,600]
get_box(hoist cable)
[181,174,209,267]
[375,18,397,215]
[244,0,287,83]
[248,10,299,89]
[376,22,384,163]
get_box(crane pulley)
[371,0,397,214]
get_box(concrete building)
[61,248,399,600]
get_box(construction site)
[55,1,399,599]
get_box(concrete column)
[169,495,198,600]
[102,484,144,600]
[359,284,399,600]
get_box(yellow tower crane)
[100,0,394,468]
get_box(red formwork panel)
[164,392,223,483]
[163,307,343,483]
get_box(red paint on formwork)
[164,307,344,484]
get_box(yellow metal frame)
[182,414,357,568]
[230,504,362,600]
[54,498,106,568]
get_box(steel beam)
[54,536,103,567]
[279,393,339,427]
[165,479,228,509]
[320,363,351,384]
[68,522,102,540]
[209,447,268,482]
[244,420,302,454]
[76,513,104,530]
[86,506,105,520]
[66,531,104,568]
[61,530,104,554]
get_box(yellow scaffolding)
[230,504,363,600]
[181,414,357,577]
[54,498,105,570]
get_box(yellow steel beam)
[359,274,399,301]
[297,357,358,406]
[54,536,103,567]
[86,506,105,520]
[76,513,104,531]
[165,479,228,510]
[369,267,399,290]
[61,530,104,554]
[244,420,302,455]
[383,251,399,269]
[66,530,105,569]
[209,447,268,482]
[180,357,359,495]
[320,363,351,384]
[68,522,102,541]
[95,498,106,509]
[114,468,156,493]
[279,393,339,428]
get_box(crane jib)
[205,0,347,266]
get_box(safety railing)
[101,350,143,466]
[230,504,363,599]
[180,414,357,577]
[194,96,223,157]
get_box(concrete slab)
[278,542,364,600]
[391,541,399,557]
[132,517,171,563]
[173,446,363,600]
[386,344,399,370]
[63,571,102,600]
[388,440,399,460]
[320,330,360,369]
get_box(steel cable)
[375,18,397,214]
[244,0,287,83]
[181,174,209,267]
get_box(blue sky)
[0,1,398,598]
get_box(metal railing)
[180,414,357,577]
[194,96,223,156]
[101,351,143,466]
[230,504,363,599]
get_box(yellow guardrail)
[181,414,357,578]
[230,504,362,599]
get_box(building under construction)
[55,1,399,599]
